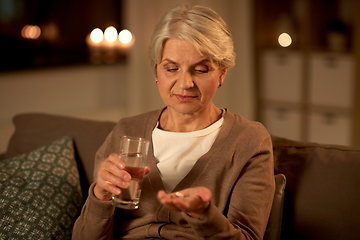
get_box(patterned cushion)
[6,113,117,199]
[0,136,83,240]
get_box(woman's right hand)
[94,153,131,201]
[94,153,150,201]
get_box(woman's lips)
[174,94,196,102]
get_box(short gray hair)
[148,5,236,70]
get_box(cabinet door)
[308,111,352,146]
[261,106,302,141]
[261,50,303,103]
[309,53,354,108]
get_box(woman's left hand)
[157,187,212,218]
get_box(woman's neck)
[159,105,222,132]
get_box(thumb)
[193,187,212,202]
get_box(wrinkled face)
[155,39,227,115]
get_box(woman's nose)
[178,71,194,89]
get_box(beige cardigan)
[72,109,275,240]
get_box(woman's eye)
[167,68,178,72]
[164,64,178,72]
[194,66,209,73]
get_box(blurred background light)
[21,25,41,39]
[119,29,132,44]
[278,32,292,47]
[90,28,103,43]
[104,26,117,42]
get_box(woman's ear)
[218,67,228,87]
[153,64,158,79]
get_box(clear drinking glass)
[111,136,149,209]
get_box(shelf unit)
[253,0,359,146]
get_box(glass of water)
[111,136,149,209]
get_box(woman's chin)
[167,104,205,115]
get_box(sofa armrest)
[264,174,286,240]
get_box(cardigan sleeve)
[71,183,115,240]
[72,112,154,240]
[72,112,155,240]
[72,126,120,240]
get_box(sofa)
[0,112,359,240]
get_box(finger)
[191,187,212,202]
[157,190,167,199]
[94,178,123,200]
[103,160,131,180]
[157,191,178,207]
[157,191,191,212]
[157,191,176,205]
[101,181,122,196]
[144,166,150,175]
[94,183,115,200]
[96,156,131,194]
[170,189,210,212]
[159,199,184,212]
[157,188,212,217]
[108,153,126,169]
[171,196,199,211]
[99,168,130,189]
[94,182,111,198]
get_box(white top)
[152,113,224,192]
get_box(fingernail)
[122,181,129,187]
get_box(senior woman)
[72,4,275,240]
